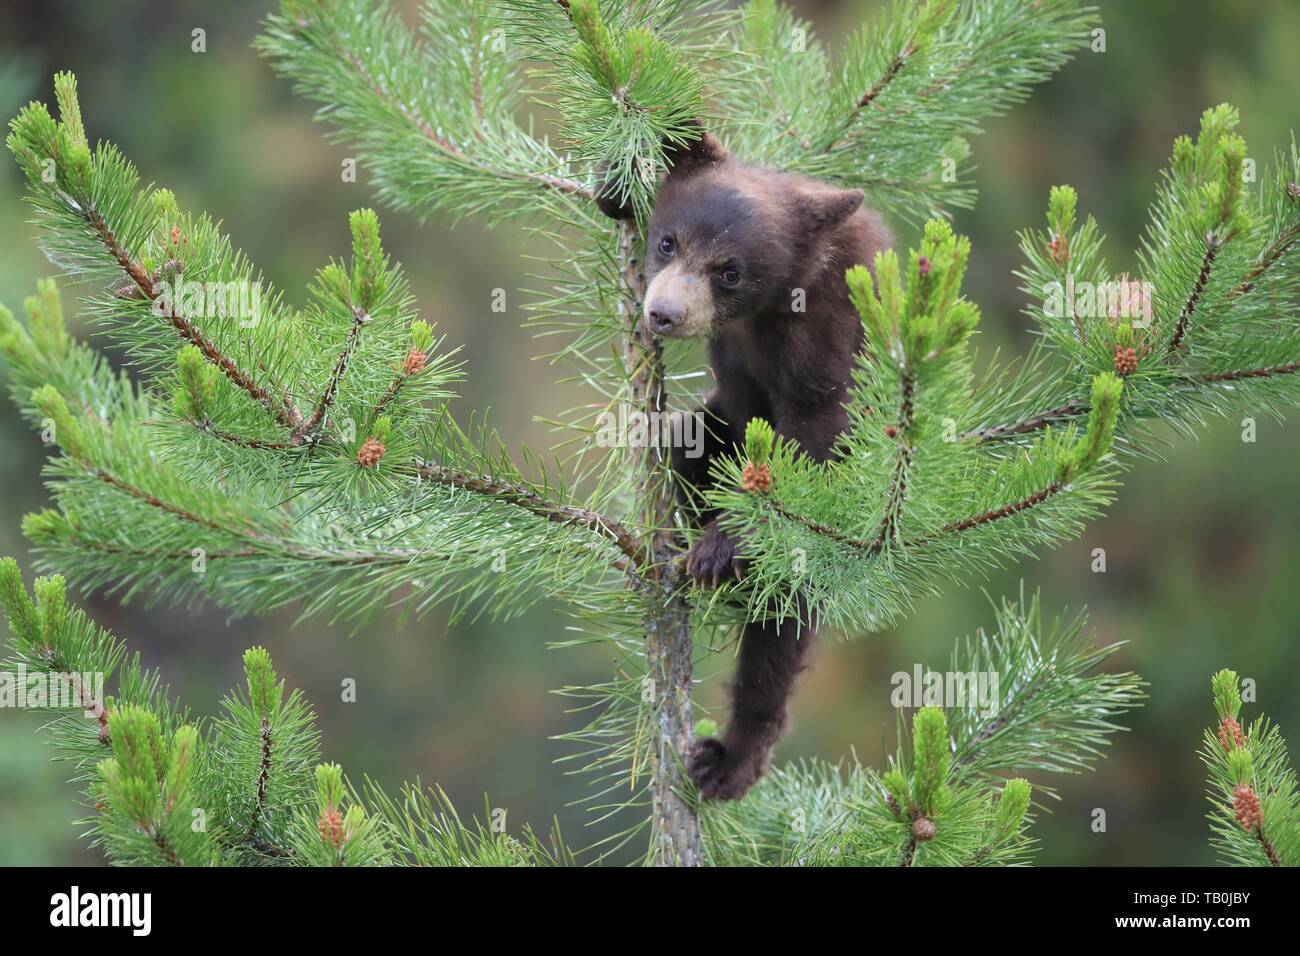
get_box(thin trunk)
[618,221,701,866]
[643,561,699,866]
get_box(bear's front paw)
[688,737,764,802]
[685,524,745,588]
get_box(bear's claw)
[685,524,745,588]
[689,736,764,801]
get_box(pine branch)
[1195,362,1300,383]
[765,499,873,553]
[1167,237,1221,353]
[4,77,641,626]
[200,423,295,451]
[946,589,1144,783]
[841,0,952,120]
[92,466,231,536]
[329,22,593,201]
[963,400,1089,443]
[414,460,645,569]
[1258,829,1282,867]
[1229,208,1300,299]
[872,370,918,553]
[251,716,274,841]
[1201,669,1299,866]
[703,590,1137,866]
[0,558,568,866]
[969,360,1300,446]
[295,306,371,441]
[721,0,1100,221]
[930,481,1063,538]
[86,208,302,429]
[258,0,604,230]
[86,442,635,577]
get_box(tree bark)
[618,221,701,866]
[643,556,699,866]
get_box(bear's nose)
[646,302,684,335]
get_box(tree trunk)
[643,567,700,866]
[619,221,701,867]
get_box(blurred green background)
[1,0,1298,865]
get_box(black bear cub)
[602,131,891,800]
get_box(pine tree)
[0,557,570,865]
[0,555,1140,865]
[2,0,1300,866]
[1200,669,1298,867]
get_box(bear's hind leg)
[690,614,816,801]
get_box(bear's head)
[642,133,865,339]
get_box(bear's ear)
[662,127,728,176]
[798,187,865,236]
[594,125,727,220]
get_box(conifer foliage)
[1201,670,1298,867]
[3,1,1300,866]
[0,555,1138,866]
[0,557,568,865]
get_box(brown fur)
[605,133,892,801]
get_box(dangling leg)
[690,614,817,801]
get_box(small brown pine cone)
[912,816,937,842]
[917,255,932,275]
[741,460,772,494]
[1113,346,1139,376]
[885,424,899,439]
[1218,715,1246,751]
[1233,784,1263,832]
[97,720,111,746]
[1286,181,1300,201]
[318,808,345,846]
[403,348,427,375]
[357,436,386,468]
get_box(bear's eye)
[719,266,741,286]
[658,236,675,256]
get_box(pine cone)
[318,808,345,846]
[917,255,932,276]
[1113,346,1139,376]
[1233,784,1263,832]
[1218,715,1246,751]
[912,815,937,842]
[403,348,427,375]
[741,460,772,494]
[1286,181,1300,201]
[356,436,386,468]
